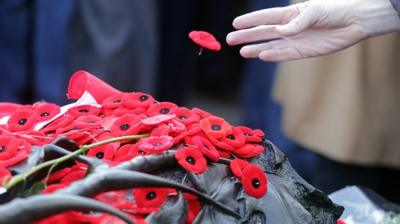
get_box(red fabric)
[67,70,121,103]
[189,31,221,51]
[0,103,22,118]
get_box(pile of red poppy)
[0,71,267,224]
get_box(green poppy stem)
[4,134,149,190]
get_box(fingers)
[259,48,303,62]
[238,40,304,62]
[276,4,315,36]
[226,25,282,45]
[232,7,293,29]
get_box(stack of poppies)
[0,71,267,223]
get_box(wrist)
[354,0,400,37]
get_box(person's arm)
[227,0,400,62]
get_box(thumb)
[277,6,315,36]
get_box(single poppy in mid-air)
[189,30,221,55]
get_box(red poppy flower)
[0,136,31,168]
[59,165,87,185]
[199,116,232,139]
[229,159,251,178]
[218,149,232,159]
[7,110,39,132]
[192,107,212,119]
[33,102,61,122]
[237,126,265,143]
[221,127,246,148]
[40,115,75,134]
[0,103,22,119]
[113,144,145,162]
[175,146,207,174]
[0,167,11,184]
[46,167,72,184]
[133,187,175,211]
[185,123,202,136]
[150,124,170,137]
[189,31,221,51]
[110,114,142,136]
[241,164,267,198]
[147,102,178,116]
[102,92,129,110]
[188,135,220,162]
[67,70,121,103]
[87,144,116,162]
[137,136,174,153]
[171,107,200,125]
[233,143,264,158]
[124,92,155,109]
[42,184,67,194]
[73,115,102,129]
[184,193,202,224]
[66,105,101,117]
[208,136,235,151]
[166,119,186,134]
[141,114,175,126]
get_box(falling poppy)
[229,159,251,178]
[175,146,207,174]
[137,136,174,153]
[110,114,142,136]
[67,70,121,103]
[189,135,220,162]
[233,143,264,158]
[7,110,39,132]
[147,102,178,116]
[33,102,61,122]
[189,30,221,55]
[241,164,267,198]
[199,116,232,139]
[133,187,175,211]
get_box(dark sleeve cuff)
[390,0,400,16]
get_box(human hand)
[227,0,400,62]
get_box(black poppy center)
[186,156,196,165]
[139,95,149,101]
[79,109,89,113]
[18,118,27,125]
[179,116,187,120]
[96,152,104,159]
[227,134,235,140]
[160,108,170,114]
[252,178,261,189]
[139,150,146,155]
[40,112,50,117]
[211,124,221,131]
[113,99,122,104]
[120,124,130,130]
[146,191,156,200]
[0,146,5,152]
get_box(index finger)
[232,4,302,29]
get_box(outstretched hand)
[227,0,400,62]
